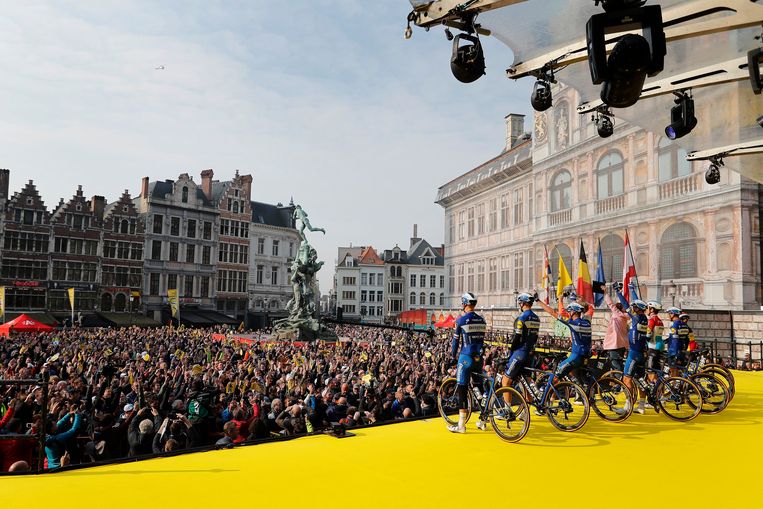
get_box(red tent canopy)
[0,314,54,337]
[434,314,457,329]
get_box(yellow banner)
[0,286,5,317]
[67,288,75,311]
[131,290,141,298]
[168,288,179,317]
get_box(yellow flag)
[557,252,573,299]
[0,286,5,317]
[67,288,75,311]
[167,289,179,317]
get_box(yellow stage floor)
[6,371,763,509]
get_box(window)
[488,258,498,292]
[130,243,143,260]
[440,275,445,288]
[186,244,195,263]
[170,217,180,236]
[202,246,211,265]
[410,292,416,305]
[660,222,698,279]
[410,274,416,287]
[342,277,357,285]
[369,273,375,286]
[360,305,367,316]
[182,187,189,203]
[184,275,194,296]
[467,207,475,237]
[420,275,426,287]
[514,252,524,290]
[658,138,692,181]
[361,290,367,302]
[513,189,524,225]
[272,240,279,256]
[458,211,466,240]
[430,275,436,287]
[289,242,294,257]
[258,238,265,255]
[429,293,436,306]
[369,291,375,302]
[169,242,179,262]
[203,221,212,240]
[168,274,177,290]
[342,291,356,300]
[597,151,625,199]
[600,234,625,283]
[489,199,498,232]
[186,219,196,238]
[256,265,264,285]
[3,232,48,253]
[200,277,210,298]
[500,194,510,228]
[501,256,510,290]
[457,264,464,294]
[477,261,485,292]
[361,273,368,285]
[448,265,455,293]
[550,171,572,212]
[528,182,534,222]
[477,203,485,235]
[344,305,356,314]
[271,266,278,285]
[150,273,160,295]
[419,292,426,305]
[377,291,383,302]
[151,240,162,260]
[467,262,475,290]
[449,214,455,243]
[219,243,229,263]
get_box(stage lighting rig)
[748,46,763,94]
[665,90,697,140]
[447,11,485,83]
[530,67,555,112]
[705,157,723,185]
[592,108,614,138]
[587,0,666,108]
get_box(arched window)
[549,171,572,212]
[549,243,573,284]
[429,293,436,306]
[597,151,624,199]
[658,138,692,181]
[100,293,113,312]
[270,300,278,309]
[396,267,402,277]
[181,187,189,203]
[410,292,416,305]
[439,293,445,306]
[600,234,624,282]
[120,219,129,234]
[114,293,127,312]
[419,292,426,305]
[391,266,397,276]
[660,222,698,280]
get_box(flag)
[576,241,594,313]
[0,287,5,318]
[168,288,179,317]
[556,250,573,300]
[623,231,638,304]
[67,288,75,311]
[131,290,141,298]
[594,239,606,307]
[542,246,552,304]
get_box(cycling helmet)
[517,293,535,305]
[565,302,584,314]
[679,313,690,320]
[461,292,478,307]
[630,299,648,311]
[646,301,662,311]
[666,307,682,316]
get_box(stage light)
[531,79,552,112]
[450,33,485,83]
[587,1,666,108]
[665,92,697,140]
[594,112,614,138]
[705,157,722,185]
[748,47,763,95]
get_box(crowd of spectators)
[0,323,514,472]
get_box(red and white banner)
[622,231,638,303]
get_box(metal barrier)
[0,378,49,473]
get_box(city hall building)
[437,84,762,333]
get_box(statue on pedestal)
[273,205,337,342]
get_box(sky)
[0,0,532,292]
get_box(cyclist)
[683,313,698,354]
[448,292,487,434]
[665,307,687,377]
[536,300,592,394]
[644,301,665,408]
[618,289,649,414]
[501,293,540,400]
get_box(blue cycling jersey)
[626,312,649,353]
[511,309,540,353]
[558,317,592,357]
[667,319,691,356]
[451,311,486,358]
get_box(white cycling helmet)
[461,292,478,307]
[646,301,662,311]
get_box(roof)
[358,246,384,266]
[382,246,408,264]
[337,246,364,268]
[407,239,444,266]
[251,201,295,229]
[147,178,213,207]
[210,181,229,205]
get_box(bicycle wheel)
[545,381,590,432]
[655,377,703,422]
[488,387,530,443]
[589,376,633,422]
[437,377,471,426]
[689,373,729,414]
[700,366,735,401]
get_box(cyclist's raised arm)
[536,299,558,319]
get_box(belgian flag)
[576,241,594,314]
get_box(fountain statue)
[272,205,337,341]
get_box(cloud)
[0,1,532,292]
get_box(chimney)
[141,177,149,198]
[200,169,214,201]
[0,169,9,201]
[410,223,421,247]
[241,174,253,201]
[90,195,106,221]
[505,113,526,151]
